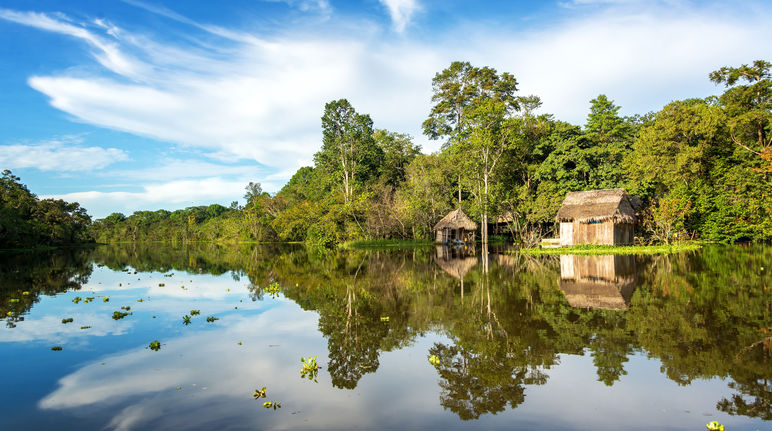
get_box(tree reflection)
[3,243,769,421]
[1,248,93,326]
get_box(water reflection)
[559,255,637,310]
[0,243,769,429]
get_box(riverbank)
[519,243,703,255]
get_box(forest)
[4,60,771,248]
[0,170,91,249]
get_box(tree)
[453,99,513,243]
[583,95,633,188]
[423,61,519,144]
[372,129,421,187]
[315,99,381,205]
[244,182,263,208]
[710,60,772,159]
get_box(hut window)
[587,220,602,225]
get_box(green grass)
[519,242,702,255]
[342,239,434,250]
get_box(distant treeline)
[32,60,772,247]
[0,170,92,249]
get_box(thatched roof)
[555,189,636,224]
[434,208,478,231]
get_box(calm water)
[0,243,769,430]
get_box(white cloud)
[0,9,145,78]
[0,136,128,171]
[379,0,419,33]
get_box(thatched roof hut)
[556,189,636,246]
[556,189,636,224]
[434,208,478,231]
[434,208,477,243]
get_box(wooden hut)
[556,189,635,246]
[434,208,477,243]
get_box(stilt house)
[434,208,477,243]
[556,189,636,246]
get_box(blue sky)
[1,0,771,218]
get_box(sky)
[1,0,771,218]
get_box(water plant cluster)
[253,386,281,410]
[300,356,320,382]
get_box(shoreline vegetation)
[3,60,771,250]
[519,243,704,255]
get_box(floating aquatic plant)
[182,315,192,325]
[158,283,165,287]
[262,401,281,410]
[84,297,94,303]
[253,387,267,399]
[238,341,242,345]
[72,297,82,304]
[112,311,130,320]
[80,326,91,330]
[121,306,131,311]
[190,310,200,316]
[300,356,320,382]
[149,340,161,351]
[61,318,73,324]
[706,422,725,431]
[51,346,62,351]
[137,299,143,302]
[206,316,219,323]
[428,355,440,366]
[103,297,109,302]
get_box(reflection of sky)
[0,265,767,430]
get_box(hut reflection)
[559,255,637,310]
[435,245,478,299]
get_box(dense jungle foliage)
[8,60,771,247]
[0,170,91,249]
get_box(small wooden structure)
[434,208,477,243]
[556,189,635,246]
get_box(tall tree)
[583,95,633,188]
[710,60,772,159]
[423,61,519,144]
[453,99,512,243]
[316,99,380,204]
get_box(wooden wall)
[562,221,634,246]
